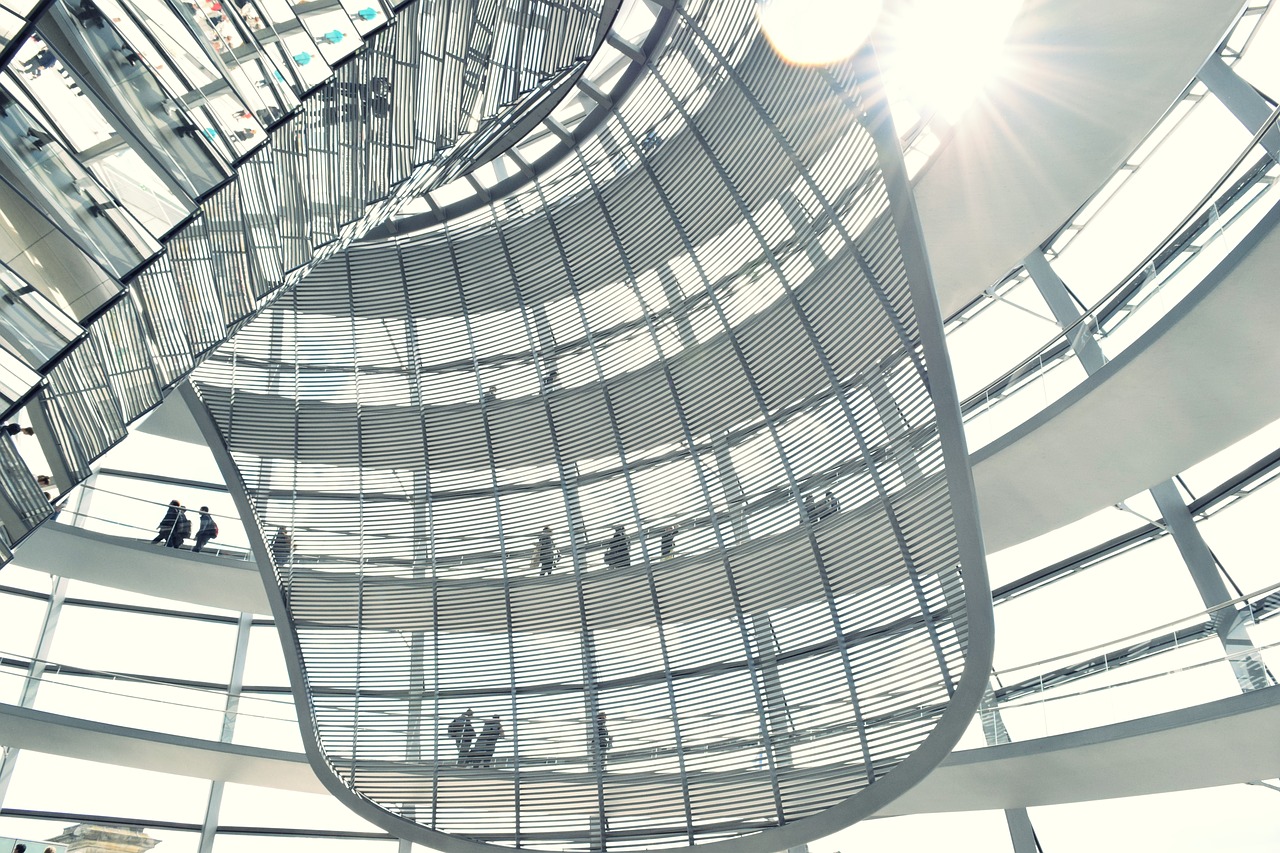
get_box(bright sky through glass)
[3,1,1280,850]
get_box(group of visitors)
[150,500,218,552]
[534,523,680,575]
[447,709,613,768]
[447,709,505,767]
[804,490,841,523]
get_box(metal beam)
[1198,55,1280,159]
[1024,250,1270,693]
[0,574,68,808]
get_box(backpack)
[209,519,219,539]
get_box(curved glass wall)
[2,1,1280,853]
[193,0,993,846]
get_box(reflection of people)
[660,526,676,560]
[604,525,630,569]
[536,526,556,576]
[593,711,613,764]
[270,526,293,566]
[319,29,345,44]
[469,715,504,767]
[447,709,475,765]
[2,423,33,436]
[151,499,181,545]
[20,50,56,78]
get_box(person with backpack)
[168,505,191,548]
[447,708,475,765]
[192,507,219,553]
[469,715,504,768]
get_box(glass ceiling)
[1,0,1280,851]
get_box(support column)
[0,575,68,807]
[710,434,796,785]
[1198,55,1280,159]
[1020,251,1106,373]
[1024,251,1270,693]
[711,433,748,539]
[1149,481,1270,691]
[778,190,826,269]
[197,610,254,853]
[657,263,697,349]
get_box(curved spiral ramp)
[191,3,994,851]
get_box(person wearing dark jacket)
[447,708,475,765]
[192,507,218,553]
[271,526,293,566]
[536,526,556,576]
[168,505,190,548]
[151,500,181,545]
[469,715,504,767]
[604,525,630,569]
[660,525,676,560]
[593,711,613,765]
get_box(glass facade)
[0,1,1279,853]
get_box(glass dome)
[0,0,1278,852]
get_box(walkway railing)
[957,97,1280,450]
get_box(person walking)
[447,709,475,765]
[270,526,293,566]
[168,504,190,548]
[604,524,630,569]
[536,526,556,576]
[151,499,181,545]
[660,525,676,560]
[192,506,218,553]
[593,711,613,765]
[470,715,504,767]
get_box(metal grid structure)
[0,0,614,544]
[193,3,993,850]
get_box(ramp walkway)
[0,686,1274,815]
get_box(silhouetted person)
[271,526,293,566]
[823,490,840,515]
[536,526,556,576]
[3,424,33,436]
[593,711,613,765]
[168,505,190,548]
[804,494,817,521]
[604,525,630,569]
[470,715,504,767]
[660,526,676,560]
[151,499,181,544]
[44,491,59,522]
[192,506,218,552]
[448,708,475,764]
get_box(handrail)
[956,96,1280,427]
[2,585,1274,763]
[59,483,252,559]
[993,578,1280,681]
